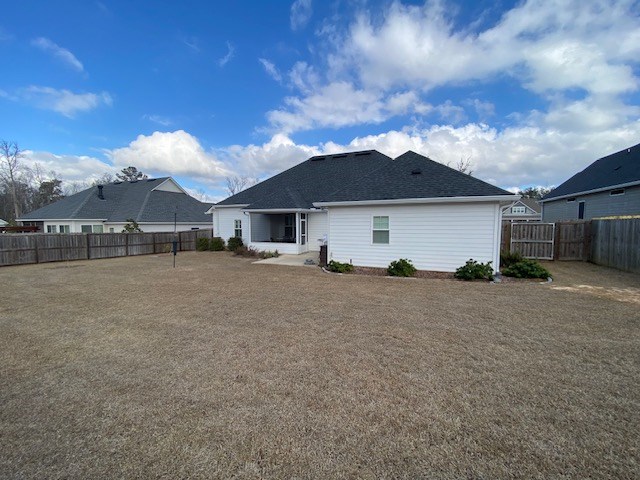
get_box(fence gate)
[510,223,555,260]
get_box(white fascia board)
[243,208,321,214]
[540,180,640,203]
[205,204,250,214]
[17,218,107,222]
[313,195,519,208]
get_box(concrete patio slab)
[253,251,320,267]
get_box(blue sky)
[1,0,639,201]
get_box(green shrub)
[327,260,353,273]
[500,250,523,268]
[227,236,243,252]
[196,237,210,251]
[233,245,280,258]
[454,259,494,281]
[502,259,551,279]
[387,258,417,277]
[210,237,225,251]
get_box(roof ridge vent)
[147,178,158,182]
[311,156,325,161]
[332,154,348,159]
[354,151,371,156]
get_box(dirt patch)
[1,252,638,478]
[352,265,454,279]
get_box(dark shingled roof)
[217,150,512,209]
[542,143,640,201]
[19,178,212,223]
[317,151,513,203]
[218,150,393,209]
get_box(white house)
[209,150,517,272]
[18,177,212,233]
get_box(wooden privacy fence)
[0,229,213,267]
[503,218,640,273]
[590,218,640,273]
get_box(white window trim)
[511,206,526,214]
[234,219,242,238]
[371,215,390,245]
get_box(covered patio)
[248,211,310,255]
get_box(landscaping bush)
[196,237,210,251]
[502,258,551,279]
[210,237,225,251]
[327,260,353,273]
[454,259,494,281]
[227,236,243,252]
[233,246,279,259]
[500,250,523,269]
[387,258,417,277]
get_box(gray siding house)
[541,143,640,222]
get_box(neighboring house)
[541,143,640,222]
[208,150,516,272]
[502,198,541,222]
[18,177,212,233]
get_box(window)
[610,189,625,196]
[109,228,115,233]
[511,206,526,214]
[578,201,585,220]
[284,214,295,239]
[46,225,57,233]
[234,219,242,238]
[372,216,389,244]
[59,225,70,233]
[81,225,103,233]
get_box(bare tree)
[0,140,25,219]
[225,175,257,196]
[449,156,473,176]
[91,172,116,186]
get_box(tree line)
[0,140,148,224]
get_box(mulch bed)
[352,266,454,279]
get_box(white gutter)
[313,195,518,208]
[205,204,250,214]
[16,218,108,222]
[539,180,640,203]
[242,208,324,214]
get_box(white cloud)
[143,114,173,127]
[31,37,84,72]
[19,86,112,117]
[218,41,235,67]
[265,0,640,134]
[290,0,313,31]
[106,130,230,180]
[23,150,116,186]
[259,58,282,83]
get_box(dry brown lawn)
[1,252,639,479]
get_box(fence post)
[126,233,129,256]
[86,234,91,259]
[553,223,561,260]
[33,235,39,264]
[584,221,592,262]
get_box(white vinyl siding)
[213,207,250,244]
[327,203,500,273]
[307,211,328,251]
